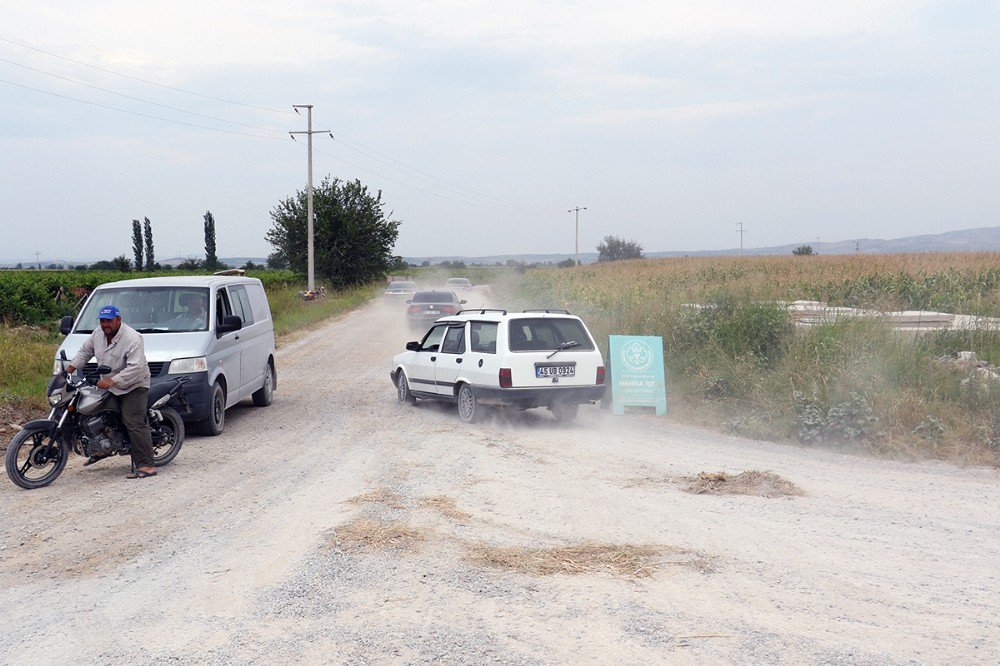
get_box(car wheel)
[396,370,416,404]
[457,383,481,423]
[550,402,579,422]
[252,362,275,407]
[198,381,226,436]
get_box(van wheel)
[198,381,226,436]
[252,362,275,407]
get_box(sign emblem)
[621,339,654,372]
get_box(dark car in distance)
[406,291,467,330]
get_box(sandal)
[126,469,157,479]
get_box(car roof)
[93,275,262,289]
[437,310,581,324]
[412,290,458,298]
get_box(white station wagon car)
[390,309,606,422]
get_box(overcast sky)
[1,1,998,263]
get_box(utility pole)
[737,222,747,256]
[34,251,41,269]
[290,104,329,293]
[568,207,587,265]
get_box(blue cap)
[98,305,121,319]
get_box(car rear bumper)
[470,384,606,408]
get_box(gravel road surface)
[2,294,998,664]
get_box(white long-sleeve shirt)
[70,323,151,395]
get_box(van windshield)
[75,287,211,334]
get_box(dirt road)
[2,296,998,664]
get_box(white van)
[57,275,277,435]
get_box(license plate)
[426,309,440,314]
[536,364,575,378]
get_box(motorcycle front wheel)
[151,407,184,467]
[5,424,68,490]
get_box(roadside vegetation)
[507,253,1000,465]
[0,270,380,419]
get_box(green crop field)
[500,253,1000,465]
[0,269,297,326]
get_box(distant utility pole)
[290,105,333,293]
[737,222,747,256]
[34,251,40,269]
[568,207,587,266]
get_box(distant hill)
[647,226,1000,258]
[403,226,1000,265]
[4,227,999,269]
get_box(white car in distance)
[390,308,606,423]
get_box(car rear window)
[412,292,456,303]
[508,318,595,351]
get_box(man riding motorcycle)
[65,305,157,479]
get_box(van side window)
[216,288,233,327]
[229,286,254,325]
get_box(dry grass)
[419,495,472,521]
[327,519,428,554]
[683,470,805,498]
[346,488,406,509]
[464,541,708,578]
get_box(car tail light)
[440,305,457,314]
[407,305,421,314]
[596,366,605,385]
[499,368,512,388]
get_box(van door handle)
[456,358,462,364]
[430,356,436,362]
[235,335,240,340]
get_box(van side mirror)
[217,315,243,335]
[460,299,467,304]
[60,316,74,335]
[405,341,420,351]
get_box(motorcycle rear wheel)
[5,424,68,490]
[151,407,184,467]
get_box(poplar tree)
[203,211,218,270]
[131,219,144,271]
[144,217,155,270]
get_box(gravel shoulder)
[1,295,998,664]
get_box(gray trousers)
[119,388,155,469]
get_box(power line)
[311,113,559,215]
[312,144,555,215]
[0,55,287,134]
[0,78,286,139]
[0,34,291,114]
[0,35,560,217]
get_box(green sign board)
[609,335,667,415]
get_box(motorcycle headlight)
[168,356,208,374]
[48,393,62,405]
[53,360,62,375]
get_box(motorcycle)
[5,352,190,489]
